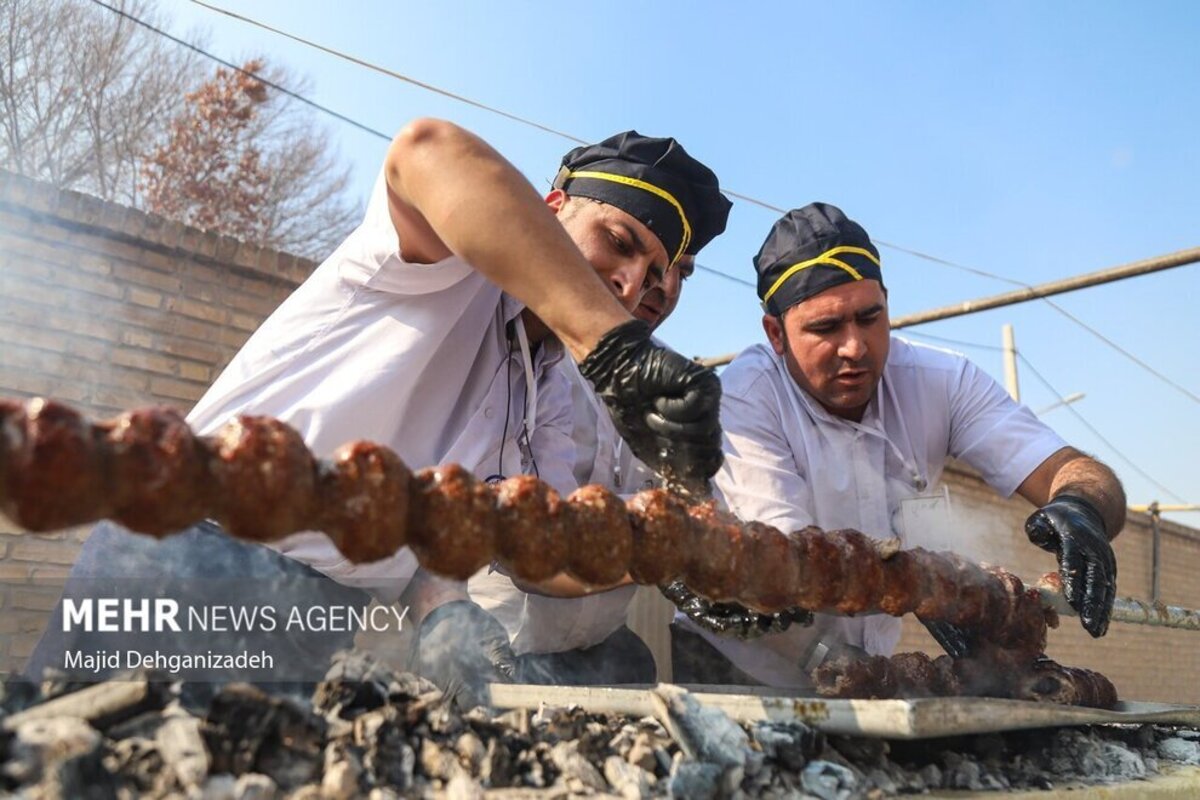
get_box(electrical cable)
[693,262,756,289]
[1016,353,1187,503]
[899,331,1004,352]
[1038,297,1200,405]
[187,0,588,145]
[179,0,1022,284]
[88,0,393,143]
[112,0,1200,405]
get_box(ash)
[0,654,1194,798]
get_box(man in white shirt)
[672,202,1125,688]
[29,122,732,702]
[467,255,700,685]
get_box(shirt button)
[484,407,495,419]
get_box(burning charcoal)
[1,677,40,716]
[156,703,210,788]
[829,733,887,767]
[800,760,860,800]
[419,737,456,782]
[604,754,652,799]
[103,710,167,742]
[203,684,324,790]
[37,668,95,703]
[455,731,485,775]
[864,766,898,795]
[1158,736,1200,764]
[312,651,435,722]
[321,741,364,800]
[233,772,278,800]
[354,708,415,790]
[942,753,986,791]
[666,761,721,800]
[750,721,823,772]
[626,733,658,773]
[4,716,100,785]
[4,675,171,732]
[193,773,236,799]
[367,789,402,800]
[445,772,485,800]
[103,737,163,794]
[549,740,607,792]
[651,685,750,770]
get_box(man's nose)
[610,264,647,310]
[839,328,868,361]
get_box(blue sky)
[166,1,1199,522]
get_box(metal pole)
[1150,501,1162,603]
[1130,504,1200,513]
[891,246,1200,329]
[695,246,1200,368]
[1002,324,1019,401]
[1037,586,1200,632]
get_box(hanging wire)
[1016,353,1187,503]
[899,330,1005,352]
[112,0,1200,404]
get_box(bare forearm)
[1049,454,1126,539]
[515,572,634,598]
[385,118,629,360]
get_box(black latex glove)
[1025,493,1117,638]
[661,580,813,640]
[579,320,722,493]
[921,618,973,660]
[416,600,517,709]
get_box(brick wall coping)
[0,169,316,288]
[943,461,1200,543]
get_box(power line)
[900,331,1004,352]
[182,0,1026,286]
[92,0,762,293]
[181,1,1200,396]
[1016,352,1187,503]
[694,262,755,289]
[155,0,1200,405]
[1039,297,1200,405]
[187,0,588,145]
[89,0,393,143]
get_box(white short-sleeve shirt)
[683,337,1067,687]
[186,170,575,601]
[468,358,655,655]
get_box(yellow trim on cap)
[762,246,881,307]
[564,170,692,266]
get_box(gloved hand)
[416,600,517,709]
[579,320,722,493]
[1025,494,1117,638]
[921,618,973,660]
[661,580,813,640]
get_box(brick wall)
[0,169,313,672]
[893,466,1200,705]
[1,172,1198,704]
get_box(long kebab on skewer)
[0,397,1114,704]
[1,397,1050,641]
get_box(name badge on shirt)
[894,485,956,551]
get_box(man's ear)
[545,188,568,214]
[763,313,787,356]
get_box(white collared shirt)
[684,337,1066,687]
[468,359,655,655]
[186,169,575,601]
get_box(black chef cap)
[554,131,731,266]
[754,203,885,316]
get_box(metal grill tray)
[488,683,1200,739]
